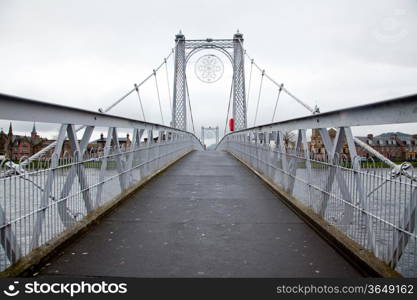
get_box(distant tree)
[283,131,296,149]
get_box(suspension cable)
[164,56,173,116]
[101,46,175,115]
[264,72,316,113]
[240,40,318,115]
[271,84,283,123]
[99,88,136,114]
[223,80,234,136]
[134,83,146,121]
[153,69,165,125]
[184,75,195,135]
[246,58,254,114]
[253,70,265,126]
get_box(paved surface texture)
[38,151,361,277]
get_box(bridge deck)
[37,151,361,277]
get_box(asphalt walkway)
[38,151,361,277]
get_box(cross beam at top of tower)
[184,39,235,49]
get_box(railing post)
[146,129,154,175]
[300,129,313,207]
[0,204,21,264]
[345,127,376,253]
[111,128,127,192]
[288,131,304,195]
[389,187,417,268]
[266,132,274,179]
[343,127,366,223]
[318,127,353,218]
[95,127,114,207]
[271,131,279,184]
[67,125,94,212]
[158,130,164,169]
[31,124,68,250]
[253,131,258,169]
[58,125,95,228]
[261,131,268,175]
[277,131,289,191]
[126,128,143,186]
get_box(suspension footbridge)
[0,32,416,278]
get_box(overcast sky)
[1,0,416,143]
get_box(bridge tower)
[172,32,186,130]
[232,32,246,131]
[201,126,219,146]
[172,32,247,131]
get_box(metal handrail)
[218,92,417,146]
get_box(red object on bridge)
[229,118,235,131]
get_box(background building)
[356,132,417,161]
[308,130,417,162]
[0,124,133,161]
[0,123,49,161]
